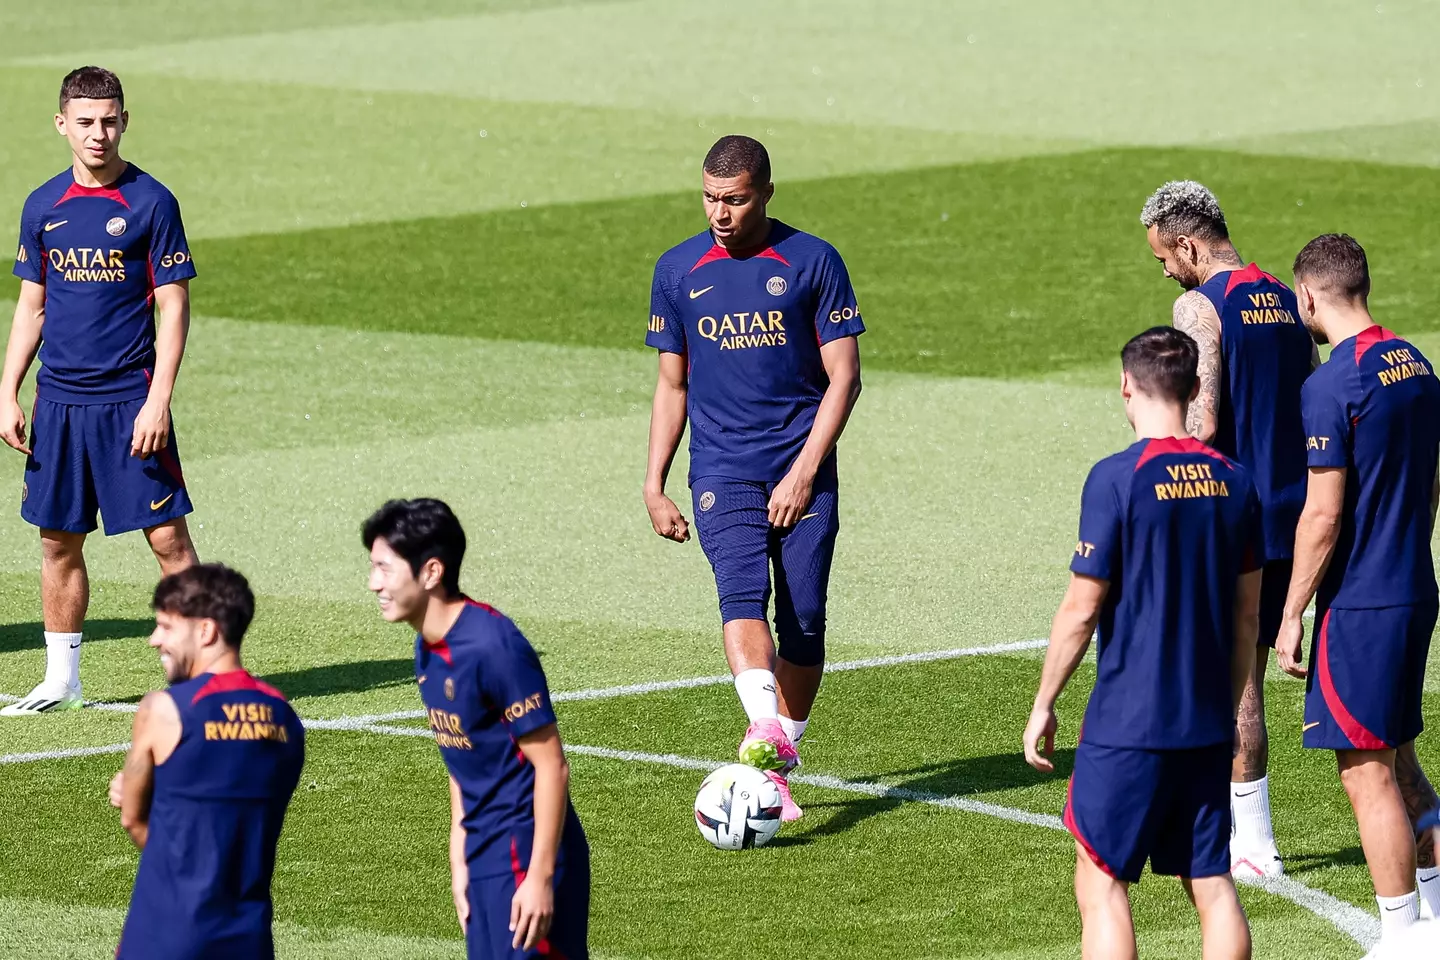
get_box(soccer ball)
[694,763,784,850]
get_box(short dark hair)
[1293,233,1370,302]
[152,564,255,650]
[1122,326,1199,403]
[59,66,124,111]
[361,498,466,597]
[703,135,771,186]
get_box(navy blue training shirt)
[1071,436,1264,750]
[646,220,864,482]
[1301,326,1440,611]
[119,671,304,960]
[13,164,196,404]
[1194,263,1313,561]
[417,600,588,879]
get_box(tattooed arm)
[1172,290,1222,443]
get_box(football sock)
[778,714,808,744]
[1417,867,1440,918]
[734,669,779,724]
[43,631,82,688]
[1377,891,1419,939]
[1230,777,1277,851]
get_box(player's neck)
[191,649,243,678]
[1316,303,1376,346]
[1130,401,1189,441]
[70,156,127,189]
[415,594,468,644]
[1196,244,1244,286]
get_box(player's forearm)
[1033,605,1095,711]
[147,293,190,405]
[1283,509,1340,620]
[1,301,43,398]
[526,755,570,882]
[792,368,861,477]
[644,382,687,494]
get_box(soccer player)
[109,564,304,960]
[2,66,199,716]
[1141,180,1314,878]
[1024,327,1262,960]
[364,498,590,959]
[642,135,864,821]
[1276,234,1440,951]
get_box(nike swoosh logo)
[150,493,175,511]
[44,220,67,232]
[689,286,714,299]
[1234,789,1260,799]
[1303,722,1321,732]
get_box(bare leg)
[723,619,774,675]
[774,658,822,722]
[1231,652,1268,783]
[40,529,88,633]
[1074,846,1137,960]
[1184,875,1252,960]
[1338,749,1418,896]
[1395,742,1439,870]
[144,517,199,575]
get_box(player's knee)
[776,629,824,668]
[39,530,85,564]
[146,520,197,569]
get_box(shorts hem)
[101,502,193,537]
[20,510,97,535]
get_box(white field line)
[0,637,1050,730]
[0,741,131,765]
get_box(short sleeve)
[1070,462,1122,581]
[148,190,197,286]
[646,262,686,354]
[13,204,42,284]
[479,622,558,738]
[1301,377,1350,468]
[813,245,864,345]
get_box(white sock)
[43,632,82,688]
[1230,777,1277,851]
[778,714,808,744]
[733,669,778,724]
[1377,891,1420,939]
[1418,867,1440,919]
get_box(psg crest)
[444,677,455,701]
[766,276,787,296]
[105,217,126,236]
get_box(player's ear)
[1120,369,1132,400]
[120,110,129,132]
[53,112,65,136]
[420,557,445,593]
[761,181,775,204]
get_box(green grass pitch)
[2,1,1440,956]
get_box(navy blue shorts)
[1304,604,1435,751]
[1258,559,1294,649]
[1064,741,1231,883]
[467,855,589,960]
[690,458,839,667]
[22,397,192,536]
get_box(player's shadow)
[257,657,416,700]
[769,749,1075,847]
[1280,847,1367,871]
[0,618,152,654]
